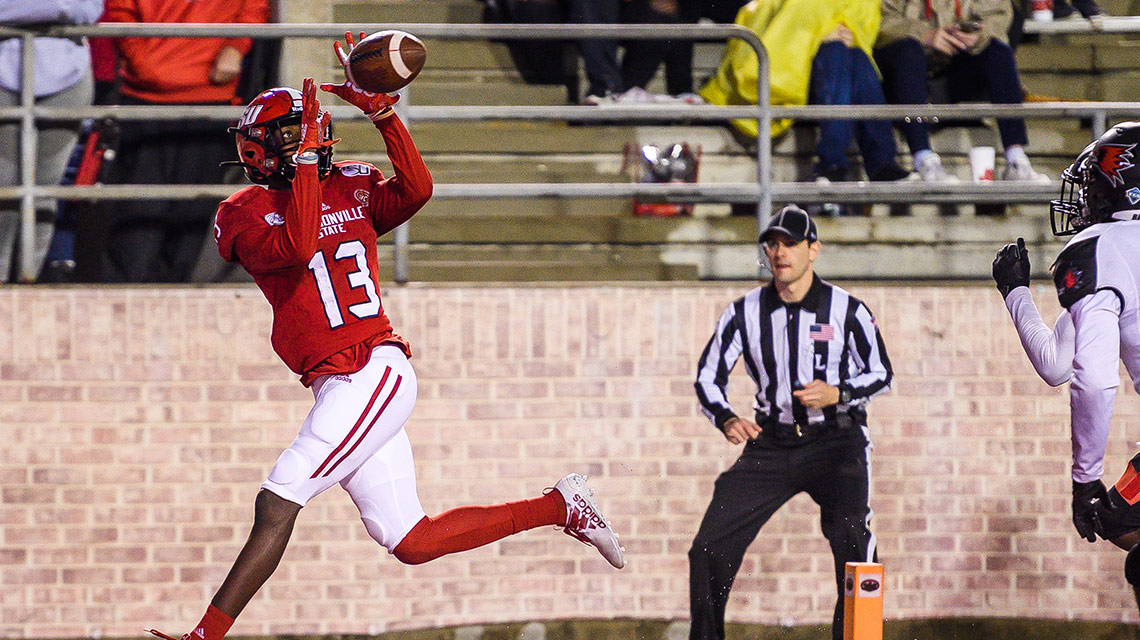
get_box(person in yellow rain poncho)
[701,0,910,186]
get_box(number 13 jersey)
[213,116,433,385]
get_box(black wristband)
[714,412,739,432]
[838,384,852,404]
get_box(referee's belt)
[755,412,860,441]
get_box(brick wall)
[2,283,1137,637]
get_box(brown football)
[347,30,427,94]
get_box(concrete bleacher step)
[332,0,484,25]
[337,121,747,155]
[378,244,702,281]
[410,81,569,106]
[418,197,632,218]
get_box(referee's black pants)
[688,427,876,640]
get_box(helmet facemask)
[226,88,335,189]
[1050,159,1089,236]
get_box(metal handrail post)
[756,42,771,280]
[18,32,37,283]
[1093,111,1108,139]
[393,90,410,284]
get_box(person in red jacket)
[148,34,625,640]
[97,0,270,282]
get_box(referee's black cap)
[759,205,818,244]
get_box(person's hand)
[320,31,401,119]
[299,77,337,154]
[723,417,762,444]
[922,26,974,55]
[209,45,243,85]
[822,23,854,47]
[793,379,840,409]
[992,237,1031,299]
[1072,479,1109,542]
[948,25,980,49]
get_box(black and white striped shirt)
[695,275,892,430]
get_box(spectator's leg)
[663,0,704,95]
[157,124,232,283]
[103,118,172,283]
[0,72,92,283]
[106,217,166,283]
[873,38,933,155]
[960,40,1029,150]
[848,47,900,178]
[567,0,623,97]
[809,41,856,177]
[621,0,682,91]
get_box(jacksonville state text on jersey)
[1053,220,1140,482]
[214,116,432,381]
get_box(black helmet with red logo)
[1052,122,1140,235]
[227,87,334,188]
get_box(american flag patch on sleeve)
[809,323,835,341]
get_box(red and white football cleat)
[553,473,625,569]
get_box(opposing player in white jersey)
[994,122,1140,612]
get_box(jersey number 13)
[307,240,381,329]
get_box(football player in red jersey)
[150,33,624,640]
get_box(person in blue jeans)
[811,35,909,185]
[808,26,910,216]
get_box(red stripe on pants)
[320,375,403,478]
[310,366,392,479]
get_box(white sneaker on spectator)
[614,87,658,104]
[583,93,615,106]
[1001,157,1052,183]
[912,153,960,182]
[674,92,705,105]
[813,176,843,217]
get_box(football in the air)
[347,30,427,94]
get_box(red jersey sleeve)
[216,161,321,270]
[369,114,433,236]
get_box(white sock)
[914,149,936,166]
[1006,145,1029,165]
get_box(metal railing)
[5,19,1140,282]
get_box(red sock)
[189,605,234,640]
[509,490,566,530]
[393,492,567,564]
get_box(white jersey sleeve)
[1068,289,1122,483]
[1053,229,1134,483]
[1004,287,1074,387]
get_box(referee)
[689,205,892,640]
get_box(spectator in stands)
[100,0,269,283]
[0,0,102,283]
[874,0,1050,182]
[700,0,912,188]
[569,0,703,104]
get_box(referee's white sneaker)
[554,473,626,569]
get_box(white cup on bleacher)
[969,146,996,182]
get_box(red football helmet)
[228,87,335,187]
